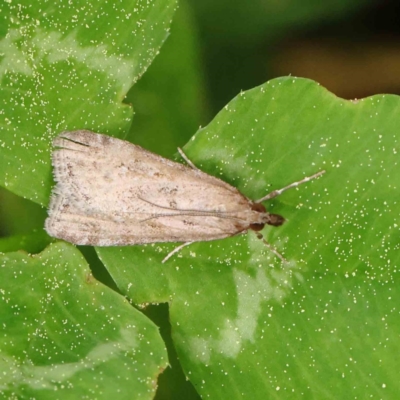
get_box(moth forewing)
[45,130,325,262]
[47,131,259,245]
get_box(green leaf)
[0,187,47,237]
[0,0,177,206]
[0,242,168,399]
[126,0,207,158]
[97,77,400,398]
[0,229,52,253]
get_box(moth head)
[250,202,286,231]
[265,213,285,226]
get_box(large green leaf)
[0,0,177,206]
[0,242,168,399]
[98,77,400,398]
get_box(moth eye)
[249,223,265,232]
[251,203,266,213]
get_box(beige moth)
[45,130,324,262]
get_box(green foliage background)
[1,1,399,399]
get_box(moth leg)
[177,148,201,171]
[255,170,325,203]
[255,232,287,263]
[162,241,195,263]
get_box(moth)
[45,130,324,262]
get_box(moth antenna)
[162,241,195,263]
[177,148,201,171]
[137,196,245,221]
[256,170,325,203]
[140,212,242,223]
[255,232,287,263]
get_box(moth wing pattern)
[45,130,258,246]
